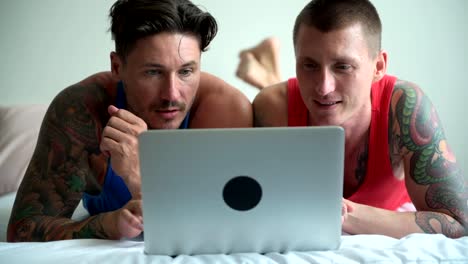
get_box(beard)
[150,99,187,112]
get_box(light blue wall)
[0,0,115,105]
[373,1,468,175]
[194,0,308,101]
[1,0,467,173]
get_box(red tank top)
[287,76,410,210]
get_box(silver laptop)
[139,126,344,255]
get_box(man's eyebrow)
[297,56,317,63]
[297,56,359,64]
[181,61,197,67]
[334,56,359,63]
[143,63,164,68]
[142,61,198,68]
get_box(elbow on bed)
[6,215,38,242]
[7,221,20,242]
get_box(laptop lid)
[139,126,344,255]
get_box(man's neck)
[341,103,373,156]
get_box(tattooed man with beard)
[8,0,252,241]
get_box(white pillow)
[0,104,48,196]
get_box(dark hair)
[109,0,218,61]
[293,0,382,56]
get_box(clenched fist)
[342,198,354,224]
[100,105,148,199]
[103,199,144,239]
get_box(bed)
[1,104,468,263]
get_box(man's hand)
[100,105,148,199]
[103,199,144,239]
[342,198,355,224]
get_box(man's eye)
[303,63,318,70]
[146,69,162,76]
[179,68,193,76]
[336,64,352,71]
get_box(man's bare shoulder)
[79,71,119,91]
[254,82,288,108]
[190,72,253,128]
[7,74,116,242]
[391,78,422,102]
[252,81,288,127]
[45,73,115,146]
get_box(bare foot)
[236,37,282,90]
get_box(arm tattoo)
[415,211,463,237]
[8,83,112,241]
[393,81,468,237]
[388,100,406,168]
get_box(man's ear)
[110,51,123,77]
[373,50,387,83]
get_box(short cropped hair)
[293,0,382,57]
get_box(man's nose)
[315,69,335,96]
[161,74,180,101]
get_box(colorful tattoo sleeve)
[7,83,111,241]
[391,80,468,237]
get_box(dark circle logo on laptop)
[222,176,262,211]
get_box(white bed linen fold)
[2,193,468,263]
[1,234,468,264]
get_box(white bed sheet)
[0,192,17,242]
[2,234,468,263]
[1,193,468,264]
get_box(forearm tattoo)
[7,83,111,241]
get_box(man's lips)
[155,109,180,119]
[156,108,180,112]
[314,100,342,106]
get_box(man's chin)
[147,117,181,130]
[147,123,177,130]
[309,115,342,127]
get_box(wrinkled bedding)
[1,193,468,264]
[2,105,468,263]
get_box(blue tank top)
[82,81,190,215]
